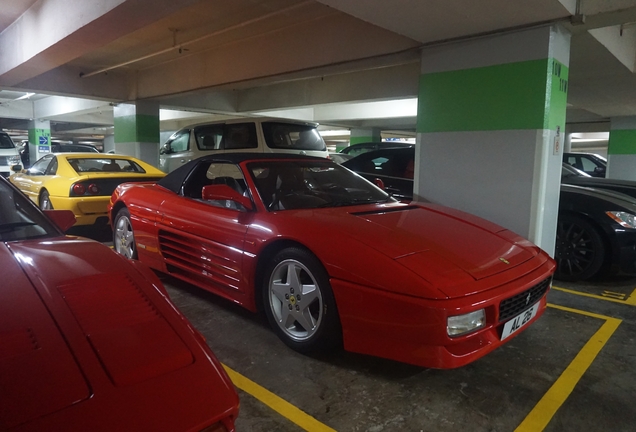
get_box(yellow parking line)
[515,304,621,431]
[223,364,336,432]
[552,285,636,306]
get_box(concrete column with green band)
[416,25,570,255]
[113,101,160,166]
[607,117,636,181]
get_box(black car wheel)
[262,247,342,354]
[39,190,53,210]
[113,208,137,259]
[555,214,606,281]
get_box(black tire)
[555,213,606,281]
[113,208,137,259]
[262,247,342,354]
[39,190,53,210]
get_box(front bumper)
[331,258,555,369]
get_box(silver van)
[0,132,22,177]
[159,118,328,173]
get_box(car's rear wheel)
[555,214,606,281]
[113,208,137,259]
[262,247,341,353]
[39,190,53,210]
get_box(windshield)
[247,160,394,211]
[0,180,60,241]
[0,133,16,149]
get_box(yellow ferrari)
[10,153,165,227]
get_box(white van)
[0,132,22,178]
[159,117,329,173]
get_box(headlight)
[447,309,485,337]
[7,155,21,165]
[606,211,636,229]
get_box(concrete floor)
[158,273,636,432]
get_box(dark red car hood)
[0,242,90,428]
[0,238,210,429]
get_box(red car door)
[158,196,251,299]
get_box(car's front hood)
[348,203,536,282]
[1,238,195,429]
[0,242,90,429]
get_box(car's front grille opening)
[499,277,551,322]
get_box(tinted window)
[195,125,223,150]
[0,133,15,149]
[262,122,326,151]
[0,179,59,241]
[222,123,258,150]
[68,158,146,173]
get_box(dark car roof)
[340,141,413,155]
[157,152,329,194]
[560,183,636,212]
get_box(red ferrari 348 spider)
[0,176,239,431]
[109,153,555,369]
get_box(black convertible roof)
[157,152,328,194]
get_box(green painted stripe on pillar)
[417,59,568,133]
[114,114,160,143]
[350,136,376,145]
[608,129,636,155]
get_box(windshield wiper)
[0,222,37,233]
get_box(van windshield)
[0,134,16,149]
[262,122,326,151]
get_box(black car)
[341,147,415,201]
[562,163,636,199]
[344,147,636,281]
[339,141,413,157]
[563,152,606,177]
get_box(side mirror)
[10,165,22,173]
[201,184,253,211]
[159,143,172,155]
[594,166,606,176]
[373,178,386,190]
[43,209,76,232]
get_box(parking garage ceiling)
[2,0,636,138]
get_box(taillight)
[71,183,100,196]
[72,183,86,195]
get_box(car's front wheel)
[555,213,606,281]
[262,247,341,354]
[113,208,137,259]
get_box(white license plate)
[501,302,540,340]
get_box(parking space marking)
[552,285,636,306]
[515,304,621,432]
[222,364,336,432]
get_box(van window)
[195,125,224,150]
[221,123,257,150]
[165,130,190,153]
[262,122,326,151]
[0,133,16,149]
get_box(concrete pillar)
[113,101,160,167]
[27,119,51,166]
[606,117,636,181]
[416,25,570,256]
[350,128,381,145]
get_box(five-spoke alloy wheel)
[113,208,137,259]
[263,247,341,353]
